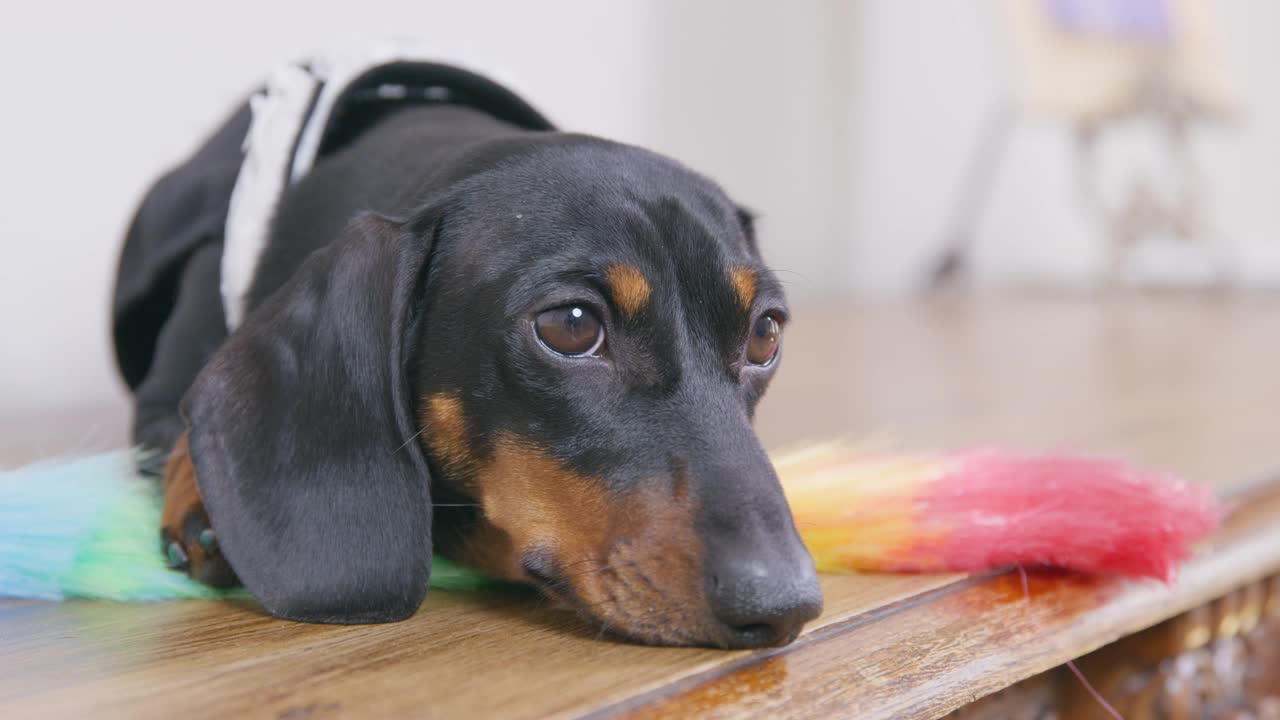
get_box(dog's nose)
[707,557,823,648]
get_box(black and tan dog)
[113,60,821,648]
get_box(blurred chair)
[931,0,1236,290]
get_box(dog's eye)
[746,314,781,366]
[535,305,604,357]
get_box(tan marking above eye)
[605,264,652,316]
[730,266,757,311]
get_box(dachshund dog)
[113,60,822,649]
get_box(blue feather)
[0,450,495,601]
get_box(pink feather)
[910,451,1221,580]
[779,447,1222,581]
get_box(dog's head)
[183,135,821,647]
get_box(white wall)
[5,1,1278,418]
[849,0,1280,293]
[0,1,854,416]
[647,1,855,298]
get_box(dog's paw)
[160,434,239,588]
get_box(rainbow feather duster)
[776,444,1220,581]
[0,444,1220,602]
[0,451,229,600]
[0,450,493,600]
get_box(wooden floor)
[3,293,1280,719]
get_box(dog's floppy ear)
[735,205,760,256]
[182,211,435,623]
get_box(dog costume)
[112,47,553,402]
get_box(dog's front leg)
[161,433,238,588]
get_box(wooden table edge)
[586,471,1280,719]
[578,573,991,719]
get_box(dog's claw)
[165,539,190,570]
[197,528,218,553]
[159,435,239,588]
[159,517,237,586]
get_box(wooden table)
[3,293,1279,719]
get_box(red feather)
[777,445,1221,581]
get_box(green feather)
[1,450,499,602]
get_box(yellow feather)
[772,443,946,572]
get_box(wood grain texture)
[2,293,1278,719]
[1061,574,1280,719]
[938,572,1280,719]
[620,484,1280,720]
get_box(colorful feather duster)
[0,450,493,600]
[0,444,1220,602]
[0,451,229,601]
[776,443,1221,582]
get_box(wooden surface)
[3,293,1279,719]
[1060,573,1280,718]
[944,569,1280,719]
[621,483,1280,720]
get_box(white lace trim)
[221,41,492,329]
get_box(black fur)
[117,91,821,642]
[183,213,434,623]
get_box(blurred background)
[2,0,1278,431]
